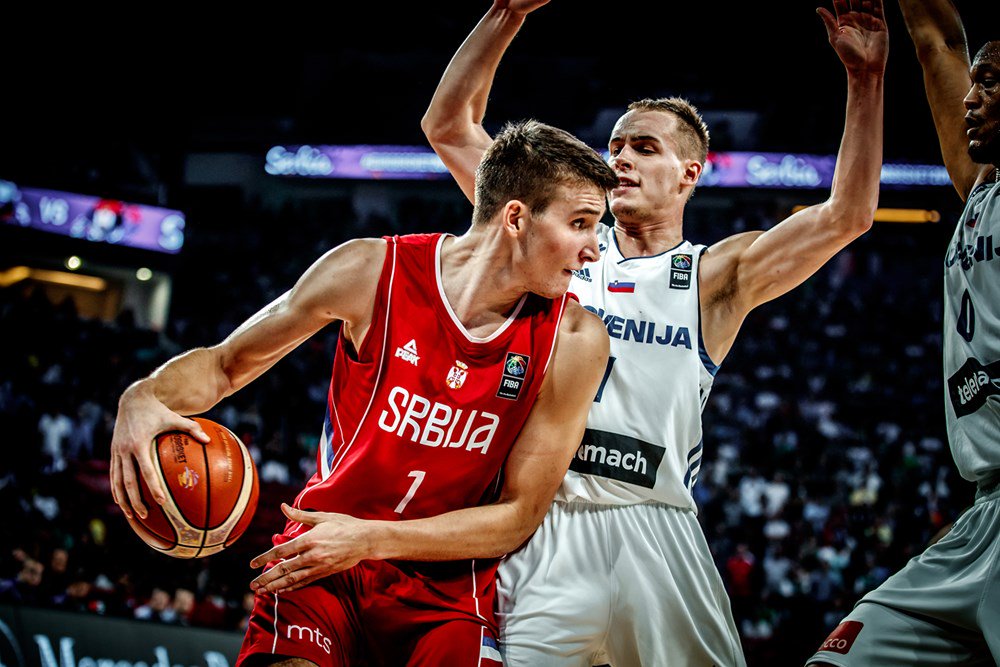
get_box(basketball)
[125,417,259,559]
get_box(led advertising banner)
[0,180,185,254]
[264,144,951,189]
[0,605,241,667]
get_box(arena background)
[1,3,995,665]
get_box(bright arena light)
[65,256,82,270]
[136,267,153,281]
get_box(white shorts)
[497,499,745,667]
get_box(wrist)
[364,520,398,561]
[119,379,154,408]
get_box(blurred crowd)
[0,190,970,663]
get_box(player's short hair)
[627,97,710,164]
[473,120,617,226]
[973,41,1000,66]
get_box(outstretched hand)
[817,0,889,74]
[249,504,378,594]
[495,0,550,16]
[110,386,210,520]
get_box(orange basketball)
[125,417,259,558]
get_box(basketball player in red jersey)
[109,120,616,665]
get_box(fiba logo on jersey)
[505,355,527,377]
[669,253,693,290]
[446,361,469,389]
[497,352,531,400]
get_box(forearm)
[827,71,884,226]
[898,0,968,56]
[421,3,526,139]
[368,500,536,561]
[122,347,231,416]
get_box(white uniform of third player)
[497,225,746,666]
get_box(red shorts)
[237,559,502,666]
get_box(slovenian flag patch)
[480,632,502,664]
[608,280,636,293]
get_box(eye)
[572,219,585,228]
[609,145,622,156]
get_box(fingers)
[281,503,320,525]
[817,7,839,39]
[110,453,126,515]
[871,0,885,22]
[178,416,210,443]
[831,0,849,20]
[250,545,285,569]
[250,556,313,593]
[121,458,149,520]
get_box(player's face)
[521,183,605,298]
[607,110,694,223]
[965,52,1000,165]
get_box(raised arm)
[421,1,549,202]
[110,238,386,520]
[898,0,986,199]
[247,302,610,593]
[701,0,887,360]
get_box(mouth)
[611,177,638,195]
[966,115,982,137]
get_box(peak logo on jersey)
[818,621,864,655]
[446,360,469,390]
[672,253,692,270]
[177,466,199,490]
[608,281,636,293]
[378,386,500,454]
[670,253,693,289]
[395,339,420,366]
[572,268,592,282]
[948,357,1000,418]
[497,352,531,400]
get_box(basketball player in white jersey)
[809,2,1000,665]
[422,1,887,665]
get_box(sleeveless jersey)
[277,233,565,608]
[556,225,717,509]
[943,178,1000,483]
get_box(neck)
[438,227,527,337]
[612,216,684,258]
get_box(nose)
[964,83,980,109]
[612,150,632,172]
[581,229,600,263]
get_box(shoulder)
[969,167,1000,198]
[556,299,609,359]
[293,238,389,324]
[702,231,764,261]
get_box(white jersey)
[944,178,1000,483]
[556,225,717,509]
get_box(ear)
[501,200,528,236]
[681,160,703,188]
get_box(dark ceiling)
[3,1,994,199]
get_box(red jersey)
[274,233,566,633]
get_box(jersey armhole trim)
[696,246,720,376]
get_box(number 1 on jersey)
[394,470,426,514]
[594,356,617,403]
